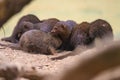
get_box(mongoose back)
[2,18,59,43]
[89,19,114,44]
[69,22,91,50]
[33,18,60,33]
[1,30,62,55]
[1,14,41,43]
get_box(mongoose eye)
[24,25,29,29]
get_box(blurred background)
[0,0,120,39]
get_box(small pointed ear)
[61,24,66,29]
[23,22,34,29]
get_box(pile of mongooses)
[0,14,114,56]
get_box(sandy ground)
[0,40,120,80]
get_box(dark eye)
[24,25,29,29]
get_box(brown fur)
[1,14,41,43]
[18,18,59,34]
[33,18,60,33]
[69,22,91,50]
[10,18,59,39]
[52,19,114,59]
[19,30,62,54]
[51,20,77,50]
[1,30,62,55]
[89,19,114,44]
[1,17,59,43]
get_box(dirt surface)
[0,40,120,80]
[0,40,85,74]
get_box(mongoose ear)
[23,21,34,29]
[61,24,66,29]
